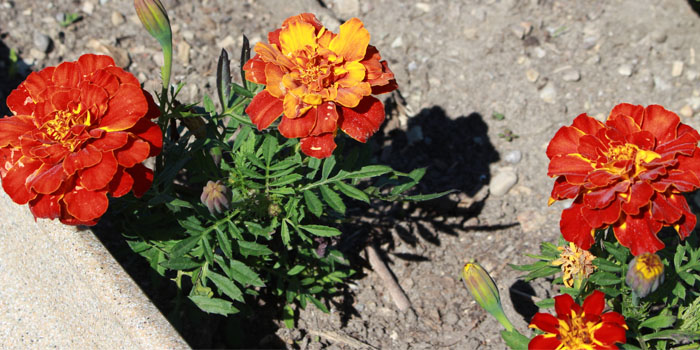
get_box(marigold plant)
[547,103,700,255]
[0,54,162,225]
[243,13,398,158]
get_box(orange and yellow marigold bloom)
[0,54,162,225]
[529,291,627,350]
[243,13,398,158]
[547,104,700,256]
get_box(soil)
[3,0,700,348]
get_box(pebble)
[533,47,546,58]
[526,69,539,82]
[490,168,518,196]
[650,30,668,44]
[33,32,51,53]
[687,70,698,81]
[516,210,546,232]
[539,82,557,104]
[463,27,478,40]
[654,76,671,91]
[562,69,581,82]
[330,0,360,18]
[586,54,601,65]
[177,41,191,65]
[672,61,684,77]
[218,35,236,49]
[415,2,431,12]
[679,105,693,118]
[504,150,522,164]
[111,11,125,26]
[618,64,633,77]
[391,36,403,48]
[81,1,94,15]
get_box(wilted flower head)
[529,290,627,350]
[547,104,700,256]
[0,54,162,225]
[201,180,230,214]
[626,252,664,298]
[461,262,514,332]
[552,242,596,288]
[243,13,398,158]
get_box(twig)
[307,329,379,350]
[366,244,413,312]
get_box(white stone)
[490,169,518,196]
[526,69,539,83]
[539,83,557,104]
[672,61,684,77]
[618,64,633,77]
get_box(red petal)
[667,194,696,239]
[582,200,621,229]
[561,202,596,250]
[551,176,581,200]
[300,133,337,159]
[108,168,134,198]
[128,119,162,157]
[28,193,62,220]
[339,96,384,142]
[585,170,622,188]
[651,193,683,224]
[582,290,605,317]
[245,90,283,130]
[268,28,282,47]
[621,181,654,215]
[2,157,41,204]
[625,130,655,150]
[22,69,53,101]
[63,188,108,222]
[80,83,109,116]
[652,168,700,192]
[613,211,665,255]
[548,154,594,177]
[529,313,560,334]
[90,131,129,151]
[593,322,628,346]
[77,54,115,75]
[87,68,120,96]
[583,181,629,209]
[606,114,641,136]
[643,105,680,144]
[554,293,576,319]
[264,63,286,98]
[125,163,153,198]
[28,163,66,194]
[63,144,103,175]
[115,138,150,167]
[573,113,606,135]
[103,66,140,86]
[528,335,561,350]
[99,84,148,131]
[0,115,36,148]
[610,103,644,125]
[311,101,338,135]
[52,61,82,88]
[600,312,627,327]
[577,134,607,160]
[656,131,698,158]
[79,151,118,191]
[279,107,317,138]
[6,85,35,116]
[243,55,268,85]
[143,90,160,120]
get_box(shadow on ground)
[0,38,30,116]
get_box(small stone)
[539,82,557,104]
[517,210,546,233]
[218,35,236,49]
[391,36,403,48]
[582,36,598,50]
[650,30,667,44]
[562,69,581,82]
[152,52,164,66]
[526,69,539,82]
[586,54,601,65]
[111,11,125,26]
[177,41,191,65]
[55,12,66,23]
[672,61,684,77]
[330,0,360,18]
[490,168,518,196]
[533,47,546,58]
[654,76,671,91]
[415,2,431,12]
[99,0,109,4]
[618,64,633,77]
[33,32,51,53]
[679,105,693,119]
[463,27,478,40]
[443,312,459,325]
[29,48,46,61]
[687,70,698,81]
[81,1,94,15]
[504,150,522,164]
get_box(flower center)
[601,143,660,179]
[42,104,91,150]
[635,253,664,280]
[558,311,596,350]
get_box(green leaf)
[203,95,216,113]
[639,315,676,330]
[403,190,452,201]
[231,126,252,152]
[188,295,238,316]
[288,265,306,276]
[344,165,392,179]
[308,295,329,313]
[678,270,696,285]
[301,224,342,237]
[244,152,266,169]
[587,271,621,286]
[270,173,303,187]
[320,185,346,214]
[524,266,560,281]
[321,156,336,180]
[593,258,621,272]
[244,221,269,237]
[335,181,369,203]
[641,329,700,342]
[535,298,555,309]
[407,167,427,182]
[303,190,323,217]
[230,82,254,98]
[508,261,550,271]
[390,180,418,196]
[281,220,291,247]
[202,236,214,266]
[230,260,265,287]
[160,256,202,270]
[603,242,629,263]
[500,330,530,350]
[208,271,244,302]
[237,240,273,257]
[283,304,295,328]
[215,228,232,259]
[262,135,278,166]
[170,235,201,258]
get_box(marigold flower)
[626,252,664,298]
[201,180,229,214]
[529,290,628,350]
[243,13,398,158]
[547,104,700,256]
[553,242,597,288]
[0,54,162,225]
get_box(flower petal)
[264,62,287,98]
[548,154,594,177]
[528,334,561,350]
[339,96,384,142]
[529,312,560,334]
[245,90,283,130]
[28,192,62,220]
[311,101,338,136]
[2,157,41,204]
[300,133,337,159]
[582,290,605,317]
[329,18,370,62]
[550,176,581,201]
[621,181,654,215]
[560,202,596,250]
[79,151,118,191]
[125,163,153,198]
[6,85,35,116]
[99,84,148,132]
[650,193,683,224]
[63,188,108,222]
[128,119,162,157]
[613,211,665,255]
[115,138,150,168]
[77,54,116,75]
[667,194,696,239]
[63,144,103,175]
[554,293,576,319]
[28,163,66,195]
[279,20,317,56]
[582,200,621,230]
[279,107,316,138]
[335,82,371,108]
[583,181,628,209]
[610,103,644,125]
[108,168,134,198]
[0,115,36,148]
[243,55,268,84]
[593,322,627,346]
[90,131,129,152]
[52,61,82,88]
[643,105,680,144]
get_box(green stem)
[161,43,172,89]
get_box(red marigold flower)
[243,13,398,158]
[547,104,700,256]
[529,290,627,350]
[0,54,162,226]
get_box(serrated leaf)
[262,135,278,166]
[281,220,291,247]
[215,228,232,259]
[160,256,202,270]
[320,185,345,214]
[344,165,392,179]
[321,156,336,180]
[593,258,621,272]
[208,271,244,302]
[237,240,273,257]
[335,181,369,203]
[230,260,265,287]
[170,235,201,258]
[232,126,252,152]
[403,190,452,201]
[303,190,323,217]
[588,271,621,286]
[301,224,341,237]
[524,266,560,281]
[270,174,303,187]
[188,295,238,316]
[641,329,700,342]
[603,241,629,263]
[639,315,676,330]
[679,270,695,285]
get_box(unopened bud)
[134,0,172,88]
[462,262,514,332]
[201,180,230,214]
[626,253,664,298]
[268,203,282,217]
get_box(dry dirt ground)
[3,0,700,349]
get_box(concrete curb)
[0,191,189,349]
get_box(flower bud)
[201,180,230,214]
[626,252,664,298]
[462,262,514,331]
[267,203,282,217]
[217,49,232,110]
[134,0,172,87]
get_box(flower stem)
[160,42,172,89]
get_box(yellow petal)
[329,18,369,62]
[279,21,317,55]
[335,61,366,88]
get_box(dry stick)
[366,244,412,312]
[307,329,379,350]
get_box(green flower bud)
[462,262,514,332]
[134,0,172,88]
[626,252,664,298]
